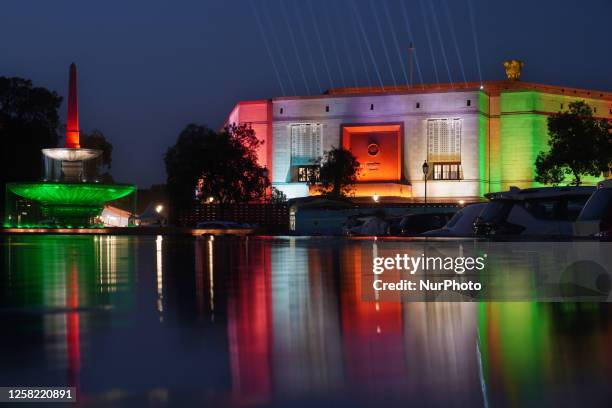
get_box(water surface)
[1,235,611,407]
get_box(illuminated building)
[227,75,612,200]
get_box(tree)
[81,129,114,182]
[535,101,612,186]
[81,129,113,167]
[0,77,62,214]
[313,146,360,197]
[165,123,270,217]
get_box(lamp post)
[422,160,429,213]
[262,168,269,204]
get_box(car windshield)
[478,201,511,223]
[578,189,612,221]
[445,211,464,228]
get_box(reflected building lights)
[97,236,117,293]
[156,235,164,319]
[208,236,215,318]
[372,241,380,302]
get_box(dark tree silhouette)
[0,77,62,215]
[313,146,360,197]
[80,129,114,182]
[535,101,612,186]
[81,129,113,167]
[165,123,270,219]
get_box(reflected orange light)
[67,264,81,389]
[340,243,407,390]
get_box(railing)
[177,203,290,233]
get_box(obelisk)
[66,63,80,148]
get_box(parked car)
[387,217,405,235]
[398,212,454,236]
[474,186,595,236]
[422,203,487,236]
[341,215,369,236]
[343,211,390,236]
[573,179,612,237]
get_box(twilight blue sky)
[1,0,611,187]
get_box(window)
[467,99,471,107]
[428,118,462,180]
[432,163,462,180]
[297,166,320,182]
[524,196,590,221]
[370,103,374,110]
[325,105,329,112]
[416,102,421,109]
[427,118,462,163]
[291,123,322,165]
[280,107,284,114]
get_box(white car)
[474,186,595,236]
[422,203,487,236]
[573,179,612,237]
[345,216,390,236]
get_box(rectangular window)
[291,123,322,165]
[297,166,320,183]
[427,118,462,164]
[432,163,462,180]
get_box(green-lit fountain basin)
[8,182,135,205]
[7,182,136,227]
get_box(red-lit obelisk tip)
[66,63,80,149]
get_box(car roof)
[598,179,612,189]
[459,203,487,213]
[485,186,595,201]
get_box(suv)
[573,179,612,237]
[422,203,487,237]
[474,186,595,236]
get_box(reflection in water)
[156,234,164,319]
[1,236,612,406]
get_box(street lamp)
[263,168,269,203]
[422,160,429,213]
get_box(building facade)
[227,80,612,200]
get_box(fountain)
[5,63,135,228]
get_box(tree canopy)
[81,129,113,168]
[535,101,612,186]
[312,146,360,197]
[165,123,269,215]
[0,77,62,214]
[81,129,114,182]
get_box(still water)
[1,235,611,407]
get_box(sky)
[1,0,611,187]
